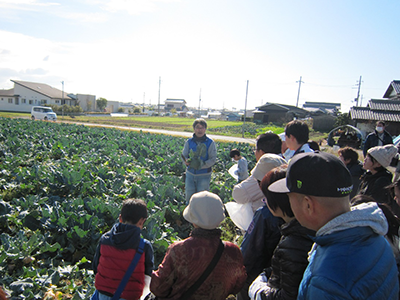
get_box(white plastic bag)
[228,164,239,181]
[140,275,151,300]
[225,201,254,231]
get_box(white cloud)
[0,30,58,69]
[0,0,60,23]
[0,0,176,23]
[62,11,109,23]
[25,68,48,75]
[0,0,59,9]
[0,0,105,24]
[99,0,180,15]
[0,28,302,110]
[0,26,362,112]
[102,0,156,14]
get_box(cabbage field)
[0,117,255,299]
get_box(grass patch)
[3,112,330,140]
[208,123,285,138]
[309,130,329,143]
[0,112,28,118]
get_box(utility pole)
[143,92,145,113]
[158,76,161,116]
[296,76,303,107]
[61,81,64,118]
[242,80,249,138]
[355,76,362,107]
[198,88,201,117]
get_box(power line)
[157,76,161,116]
[198,88,201,116]
[242,80,249,138]
[305,82,353,88]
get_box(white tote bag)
[225,201,254,231]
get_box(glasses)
[253,148,258,152]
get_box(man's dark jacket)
[363,130,393,156]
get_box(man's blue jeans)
[185,171,211,203]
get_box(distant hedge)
[47,104,83,113]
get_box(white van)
[31,106,57,121]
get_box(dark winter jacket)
[346,161,365,199]
[259,219,315,300]
[236,206,283,300]
[93,223,154,300]
[241,206,283,279]
[363,130,393,156]
[357,169,392,204]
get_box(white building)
[207,111,224,120]
[75,94,96,112]
[0,80,77,113]
[105,100,124,113]
[165,99,188,111]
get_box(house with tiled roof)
[350,80,400,136]
[301,101,341,131]
[303,101,341,110]
[383,80,400,99]
[302,101,341,115]
[253,102,310,124]
[164,99,188,112]
[0,80,76,113]
[254,102,336,131]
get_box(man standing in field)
[182,118,217,203]
[363,120,393,157]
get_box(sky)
[0,0,399,113]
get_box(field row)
[0,117,255,299]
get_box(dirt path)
[61,120,257,144]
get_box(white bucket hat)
[251,153,287,181]
[183,191,225,229]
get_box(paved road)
[65,121,257,144]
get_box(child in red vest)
[93,199,154,300]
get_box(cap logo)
[297,180,302,189]
[337,185,353,195]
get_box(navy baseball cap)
[268,151,353,197]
